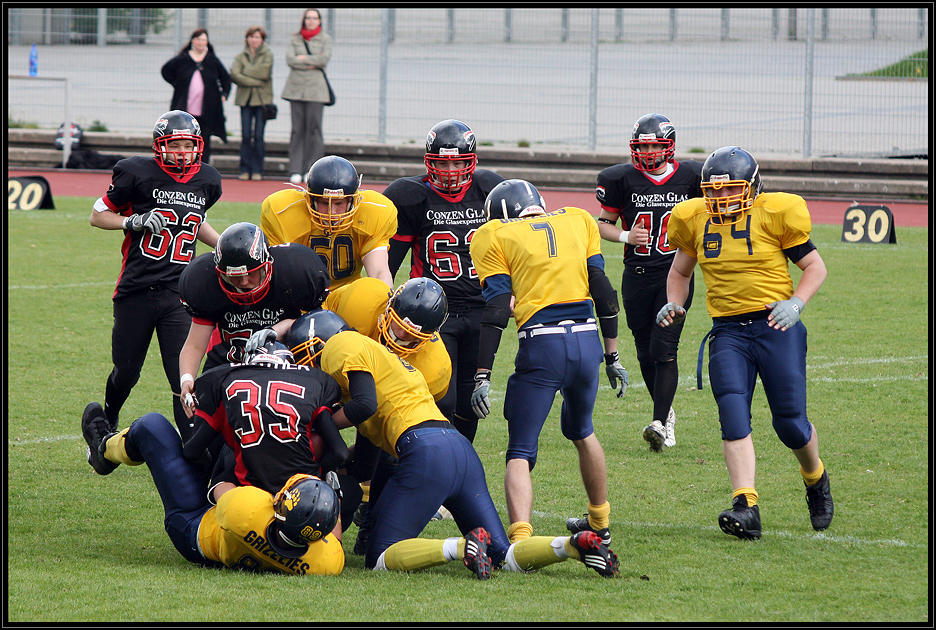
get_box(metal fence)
[6,7,929,158]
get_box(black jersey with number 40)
[100,156,222,298]
[385,170,505,306]
[596,160,703,272]
[194,362,342,493]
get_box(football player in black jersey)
[384,119,505,442]
[84,110,222,445]
[177,222,330,432]
[595,113,703,453]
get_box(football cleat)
[663,408,677,448]
[463,527,493,580]
[82,402,118,475]
[718,495,762,540]
[569,531,620,578]
[642,420,666,452]
[805,470,834,531]
[565,514,611,546]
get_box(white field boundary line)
[9,281,114,290]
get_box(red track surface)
[9,168,928,228]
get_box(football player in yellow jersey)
[80,406,344,575]
[260,155,397,289]
[469,179,625,550]
[658,146,833,540]
[284,309,620,579]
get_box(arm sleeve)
[340,370,379,426]
[388,237,411,278]
[587,263,619,339]
[476,292,512,372]
[311,407,349,474]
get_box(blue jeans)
[239,106,266,175]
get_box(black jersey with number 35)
[194,362,342,493]
[385,170,504,306]
[100,156,222,298]
[596,160,702,272]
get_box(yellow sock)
[507,521,533,544]
[360,483,370,503]
[587,501,610,530]
[801,459,825,486]
[508,536,566,571]
[104,429,143,466]
[383,538,447,571]
[732,487,758,507]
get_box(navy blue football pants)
[365,425,510,569]
[125,412,215,566]
[503,323,603,469]
[708,316,813,449]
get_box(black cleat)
[718,495,762,540]
[565,514,611,546]
[82,402,118,475]
[463,527,493,580]
[569,530,620,577]
[805,470,834,531]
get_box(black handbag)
[263,103,278,120]
[303,39,336,106]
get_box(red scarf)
[301,26,321,40]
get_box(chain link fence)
[7,7,929,158]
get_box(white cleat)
[664,408,677,448]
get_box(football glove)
[604,352,629,398]
[325,470,343,501]
[124,210,168,234]
[244,328,278,356]
[766,296,804,330]
[656,302,686,327]
[471,370,492,419]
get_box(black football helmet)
[213,222,273,306]
[701,146,763,225]
[285,309,351,366]
[305,155,364,234]
[424,119,478,197]
[483,179,547,221]
[152,110,203,177]
[267,473,340,558]
[377,278,448,357]
[245,341,295,368]
[630,113,676,172]
[54,122,83,150]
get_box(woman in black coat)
[161,28,231,164]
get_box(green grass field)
[7,197,929,623]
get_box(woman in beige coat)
[231,25,274,180]
[282,8,333,184]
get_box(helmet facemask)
[702,177,755,226]
[630,136,674,172]
[425,153,477,195]
[377,309,434,357]
[154,133,204,178]
[216,260,272,306]
[306,189,363,235]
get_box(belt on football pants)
[518,319,597,339]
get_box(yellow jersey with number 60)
[470,207,602,328]
[323,277,451,402]
[260,188,398,290]
[668,192,812,318]
[319,330,443,455]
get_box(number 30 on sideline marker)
[841,204,896,244]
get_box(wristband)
[122,216,131,230]
[604,351,619,365]
[180,373,195,388]
[617,230,630,244]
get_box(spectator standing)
[282,8,333,184]
[231,25,273,181]
[161,28,231,165]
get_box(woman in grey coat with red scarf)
[161,28,232,165]
[282,9,333,184]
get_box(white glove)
[471,370,492,419]
[244,328,278,357]
[604,352,629,398]
[125,210,168,234]
[656,302,686,327]
[766,296,804,330]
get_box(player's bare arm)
[179,322,214,417]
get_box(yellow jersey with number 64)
[320,330,443,455]
[470,207,602,328]
[260,188,398,290]
[323,277,451,402]
[668,192,812,318]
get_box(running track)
[9,169,928,228]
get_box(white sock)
[442,537,460,562]
[373,551,387,571]
[551,536,570,559]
